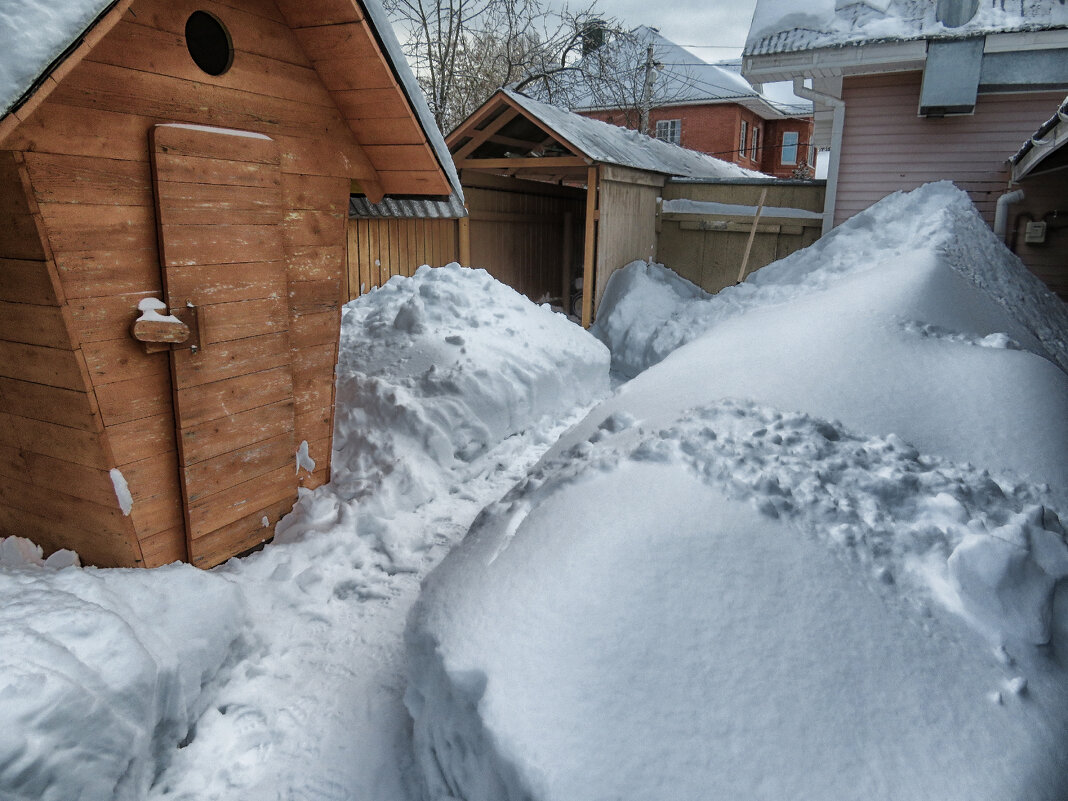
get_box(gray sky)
[591,0,760,60]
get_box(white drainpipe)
[993,188,1025,243]
[793,77,845,237]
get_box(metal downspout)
[994,188,1025,243]
[793,78,845,237]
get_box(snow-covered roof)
[1010,94,1068,180]
[502,89,768,180]
[572,26,810,119]
[745,0,1068,56]
[0,0,114,117]
[0,0,461,199]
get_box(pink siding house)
[740,1,1068,264]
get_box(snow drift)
[0,550,248,801]
[277,264,609,555]
[593,181,1068,380]
[405,183,1068,800]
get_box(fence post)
[737,186,768,284]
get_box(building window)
[655,119,681,145]
[751,126,760,161]
[739,120,748,160]
[781,131,799,165]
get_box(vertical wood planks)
[151,124,298,568]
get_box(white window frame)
[781,131,799,165]
[655,118,681,145]
[739,120,748,160]
[750,126,760,161]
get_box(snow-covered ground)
[0,266,608,801]
[405,183,1068,800]
[3,183,1067,801]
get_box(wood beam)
[581,165,598,329]
[451,108,520,161]
[456,156,589,171]
[487,133,544,150]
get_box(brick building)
[573,28,815,179]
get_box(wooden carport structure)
[448,88,760,325]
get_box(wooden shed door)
[150,124,297,568]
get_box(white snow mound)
[405,183,1068,800]
[0,543,249,801]
[275,264,609,557]
[593,182,1068,379]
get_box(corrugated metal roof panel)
[348,194,467,219]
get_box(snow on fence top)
[503,88,769,180]
[745,0,1068,56]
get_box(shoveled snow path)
[147,415,585,801]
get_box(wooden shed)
[0,0,459,568]
[448,89,765,326]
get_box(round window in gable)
[185,11,233,76]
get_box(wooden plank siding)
[836,73,1065,226]
[464,176,585,304]
[346,217,459,298]
[658,181,825,296]
[0,0,381,566]
[0,151,145,566]
[594,167,664,311]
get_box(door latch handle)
[131,298,202,354]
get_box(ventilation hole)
[185,11,233,76]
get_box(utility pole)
[639,44,656,135]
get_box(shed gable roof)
[0,0,460,199]
[450,89,767,181]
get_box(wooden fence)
[345,216,460,298]
[657,179,826,295]
[465,172,586,304]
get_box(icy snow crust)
[405,183,1068,800]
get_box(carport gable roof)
[0,0,461,199]
[449,88,767,182]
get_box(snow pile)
[594,182,1068,380]
[589,261,710,378]
[277,264,609,558]
[0,543,249,801]
[407,411,1068,800]
[405,182,1068,800]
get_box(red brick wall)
[580,103,814,177]
[762,119,817,179]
